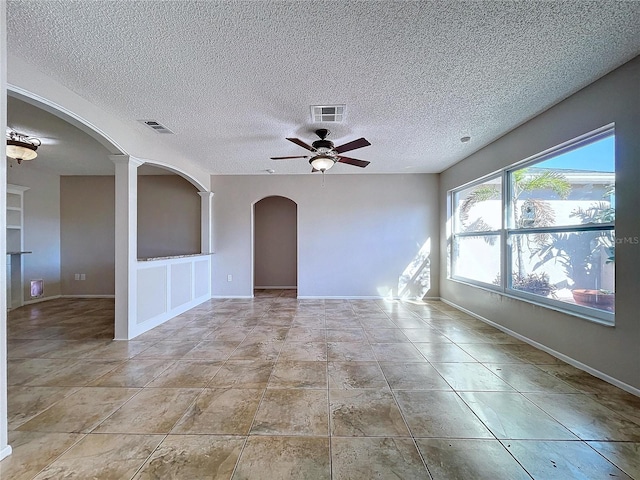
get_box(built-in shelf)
[7,184,30,310]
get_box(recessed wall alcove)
[253,196,298,290]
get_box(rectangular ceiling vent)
[138,120,174,134]
[310,105,345,123]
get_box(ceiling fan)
[271,129,371,172]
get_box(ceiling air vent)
[138,120,174,134]
[311,105,345,123]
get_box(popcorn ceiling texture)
[6,1,640,175]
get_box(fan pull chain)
[322,170,326,187]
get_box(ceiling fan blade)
[334,137,371,154]
[270,155,310,160]
[311,168,319,173]
[286,137,314,151]
[337,156,370,168]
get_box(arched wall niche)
[137,164,202,259]
[252,195,298,291]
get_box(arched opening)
[4,90,210,333]
[3,81,214,461]
[137,164,202,259]
[6,93,118,309]
[253,196,297,295]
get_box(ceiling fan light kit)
[271,128,371,173]
[6,131,41,164]
[309,154,336,172]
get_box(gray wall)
[137,175,201,259]
[440,56,640,390]
[254,196,297,288]
[59,174,201,295]
[211,174,439,298]
[60,176,115,295]
[7,166,61,300]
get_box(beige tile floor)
[2,291,639,479]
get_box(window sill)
[447,276,615,327]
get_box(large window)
[450,127,615,323]
[452,176,502,284]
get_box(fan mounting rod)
[315,129,330,140]
[311,130,334,152]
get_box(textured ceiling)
[6,1,640,175]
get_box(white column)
[198,191,214,254]
[0,1,12,462]
[111,155,143,340]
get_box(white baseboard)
[254,286,297,290]
[209,293,443,301]
[210,295,254,299]
[129,293,210,340]
[0,444,12,461]
[395,296,441,302]
[20,295,114,307]
[22,295,61,306]
[61,295,115,299]
[440,298,640,397]
[297,295,442,301]
[210,294,439,300]
[297,295,385,300]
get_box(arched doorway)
[253,196,297,294]
[4,90,212,338]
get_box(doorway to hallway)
[253,196,297,293]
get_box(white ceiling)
[6,1,640,176]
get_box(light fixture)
[309,154,336,172]
[6,131,41,164]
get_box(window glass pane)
[509,230,615,312]
[509,135,615,229]
[454,177,502,232]
[452,234,501,284]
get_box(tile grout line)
[373,305,436,479]
[6,295,640,479]
[126,433,170,480]
[230,297,297,478]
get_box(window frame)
[449,125,615,325]
[450,173,503,289]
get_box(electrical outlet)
[227,274,233,282]
[80,274,86,281]
[74,273,80,280]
